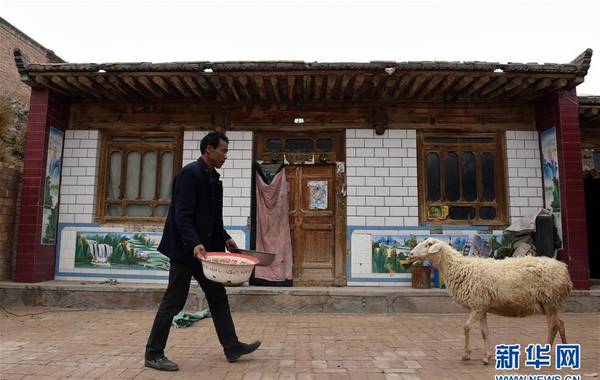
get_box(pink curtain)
[254,170,293,281]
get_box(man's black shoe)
[144,356,179,371]
[225,340,262,363]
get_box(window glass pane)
[154,205,169,217]
[285,138,314,150]
[106,204,123,217]
[125,152,141,199]
[266,138,283,151]
[461,137,493,144]
[316,138,333,151]
[424,136,458,144]
[126,205,152,217]
[462,152,477,201]
[160,152,174,199]
[111,136,142,142]
[107,151,121,199]
[141,152,157,200]
[479,206,497,220]
[444,152,460,201]
[144,136,176,142]
[449,206,476,220]
[426,152,441,201]
[481,152,496,201]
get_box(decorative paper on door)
[308,181,328,209]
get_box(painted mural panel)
[75,231,169,271]
[371,234,510,274]
[41,127,64,244]
[541,127,563,246]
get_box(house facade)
[11,48,593,289]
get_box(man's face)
[205,139,228,169]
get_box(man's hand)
[225,239,239,252]
[193,244,207,260]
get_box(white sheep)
[408,237,572,365]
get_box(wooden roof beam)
[478,76,508,97]
[252,75,269,100]
[432,75,459,100]
[370,75,388,100]
[416,75,442,100]
[303,75,313,102]
[457,75,490,99]
[269,76,281,101]
[196,76,216,99]
[47,75,79,97]
[379,76,399,100]
[392,75,414,99]
[236,76,254,101]
[351,75,365,100]
[407,76,428,99]
[182,76,206,98]
[326,75,336,100]
[138,75,165,98]
[108,75,135,98]
[500,77,537,99]
[95,75,128,98]
[122,75,153,98]
[165,76,191,98]
[313,75,324,100]
[77,75,116,100]
[446,76,475,100]
[484,77,523,98]
[206,76,228,101]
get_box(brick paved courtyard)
[1,307,598,380]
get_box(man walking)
[145,132,261,371]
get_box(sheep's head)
[408,238,444,265]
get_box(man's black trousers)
[145,259,239,359]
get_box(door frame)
[251,130,347,286]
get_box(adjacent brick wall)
[15,88,69,282]
[505,130,544,224]
[58,130,100,224]
[346,129,419,227]
[0,19,61,105]
[183,131,252,227]
[0,164,21,280]
[537,90,590,289]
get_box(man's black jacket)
[158,158,231,265]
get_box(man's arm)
[173,169,202,253]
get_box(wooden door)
[253,131,347,286]
[287,165,336,285]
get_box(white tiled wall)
[505,130,544,223]
[58,130,100,224]
[183,131,253,227]
[346,129,419,227]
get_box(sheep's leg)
[545,312,559,346]
[480,312,492,365]
[462,310,480,361]
[557,314,567,344]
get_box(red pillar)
[14,88,69,283]
[536,89,590,290]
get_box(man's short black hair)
[200,131,229,154]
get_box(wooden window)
[96,132,183,223]
[418,132,507,225]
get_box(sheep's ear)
[428,242,442,254]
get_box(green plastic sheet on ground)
[171,309,211,328]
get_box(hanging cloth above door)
[255,161,284,185]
